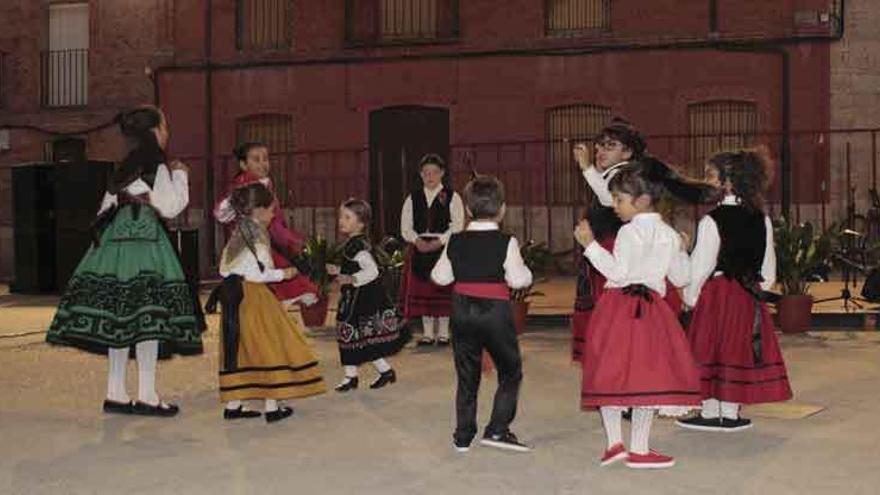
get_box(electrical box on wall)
[0,129,9,151]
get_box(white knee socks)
[437,317,450,340]
[630,408,654,455]
[600,407,623,448]
[107,347,130,403]
[702,398,740,419]
[265,399,278,412]
[136,340,159,405]
[372,358,391,374]
[422,316,436,339]
[343,365,358,378]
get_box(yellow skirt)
[219,282,326,401]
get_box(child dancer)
[214,142,318,307]
[399,154,465,346]
[214,183,326,423]
[329,199,410,392]
[676,148,792,432]
[432,176,534,453]
[575,161,702,469]
[46,105,202,416]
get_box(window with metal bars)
[546,104,612,205]
[236,0,291,51]
[545,0,611,36]
[42,3,89,108]
[687,101,758,176]
[345,0,458,46]
[236,114,294,205]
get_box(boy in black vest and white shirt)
[432,175,533,453]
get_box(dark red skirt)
[571,237,685,363]
[268,250,319,303]
[688,277,793,404]
[399,248,452,319]
[580,289,701,409]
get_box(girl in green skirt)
[46,105,202,417]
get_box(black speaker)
[11,161,113,293]
[11,163,57,293]
[169,228,199,282]
[53,161,113,290]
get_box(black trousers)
[450,294,523,444]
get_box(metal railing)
[345,0,459,46]
[41,49,88,108]
[174,128,880,273]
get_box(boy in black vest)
[432,176,533,453]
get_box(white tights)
[106,340,159,405]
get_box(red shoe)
[625,450,675,469]
[599,443,628,466]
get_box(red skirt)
[399,247,452,319]
[580,289,701,409]
[571,238,685,363]
[268,250,319,303]
[688,277,793,404]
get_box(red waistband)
[454,282,510,301]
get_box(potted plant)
[294,236,342,327]
[774,219,837,333]
[509,240,553,334]
[373,236,407,305]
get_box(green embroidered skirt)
[46,204,203,355]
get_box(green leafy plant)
[294,236,342,298]
[511,240,553,303]
[373,236,407,302]
[774,218,838,296]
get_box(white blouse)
[348,250,380,288]
[400,187,465,245]
[98,164,189,219]
[219,238,286,284]
[581,161,628,207]
[683,196,776,307]
[583,213,690,296]
[431,221,534,290]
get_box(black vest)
[341,235,372,277]
[412,187,453,234]
[708,205,767,281]
[447,230,511,283]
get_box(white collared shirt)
[400,186,465,245]
[98,164,189,219]
[582,161,629,207]
[219,235,286,284]
[583,212,690,296]
[683,195,776,307]
[431,220,533,289]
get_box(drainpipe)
[205,0,216,267]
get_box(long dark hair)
[230,183,274,218]
[108,105,167,194]
[708,146,775,211]
[341,198,372,236]
[598,117,647,160]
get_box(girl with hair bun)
[676,146,792,433]
[47,105,202,417]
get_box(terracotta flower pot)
[777,294,813,333]
[512,301,529,335]
[300,296,330,327]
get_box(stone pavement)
[2,305,880,494]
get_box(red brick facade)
[0,0,842,280]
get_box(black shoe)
[132,401,179,417]
[265,406,294,423]
[102,399,134,415]
[622,408,633,421]
[436,337,450,347]
[370,369,397,389]
[480,431,531,453]
[417,337,435,347]
[335,377,359,392]
[675,416,725,432]
[224,406,262,420]
[718,417,753,432]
